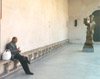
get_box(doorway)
[92,10,100,42]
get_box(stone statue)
[83,15,95,52]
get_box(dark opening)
[74,19,77,27]
[92,10,100,42]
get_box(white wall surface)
[0,0,68,53]
[0,20,1,49]
[68,0,100,43]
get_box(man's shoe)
[26,72,34,75]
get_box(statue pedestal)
[83,45,94,52]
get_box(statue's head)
[89,15,94,23]
[84,15,94,26]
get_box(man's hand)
[18,47,21,53]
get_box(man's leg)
[14,54,33,75]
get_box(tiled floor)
[3,44,100,79]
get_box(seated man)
[6,37,33,75]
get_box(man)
[6,37,33,75]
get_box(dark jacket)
[6,41,19,60]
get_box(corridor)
[3,44,100,79]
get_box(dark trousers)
[14,54,30,73]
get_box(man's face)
[13,37,18,43]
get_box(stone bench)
[0,47,52,78]
[0,39,68,79]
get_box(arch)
[92,10,100,42]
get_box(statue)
[83,15,95,52]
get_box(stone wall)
[0,0,68,53]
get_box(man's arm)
[6,43,19,54]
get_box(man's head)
[12,37,18,43]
